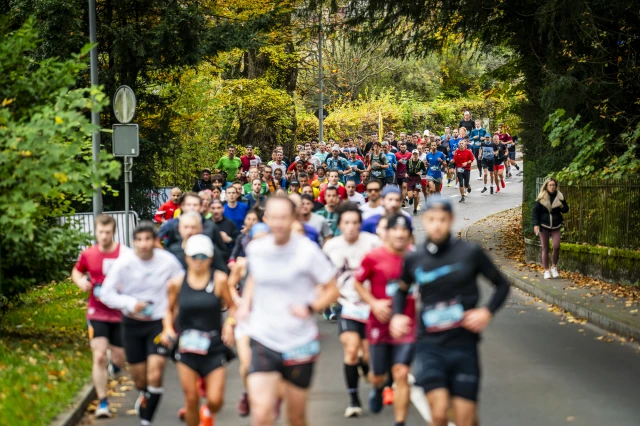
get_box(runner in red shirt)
[354,214,415,422]
[453,139,475,203]
[240,144,262,175]
[154,187,182,223]
[318,170,349,203]
[71,215,132,418]
[395,141,412,207]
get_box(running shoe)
[95,400,111,418]
[454,184,459,189]
[515,164,520,170]
[382,387,394,405]
[344,404,363,418]
[447,182,451,187]
[543,270,551,280]
[467,186,471,193]
[501,180,506,188]
[134,393,147,417]
[368,389,383,414]
[490,186,494,194]
[401,201,406,207]
[551,267,560,278]
[199,404,213,426]
[408,197,413,205]
[477,176,483,180]
[413,209,418,216]
[236,392,250,417]
[496,186,500,193]
[459,196,465,203]
[481,187,487,194]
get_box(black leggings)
[457,170,470,188]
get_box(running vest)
[407,159,423,176]
[178,275,222,333]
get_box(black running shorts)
[413,341,480,402]
[121,317,171,365]
[369,342,415,376]
[87,319,123,347]
[338,317,366,339]
[248,339,316,389]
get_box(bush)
[0,18,120,303]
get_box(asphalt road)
[94,165,640,425]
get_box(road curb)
[49,382,95,426]
[461,210,640,342]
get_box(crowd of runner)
[72,111,517,426]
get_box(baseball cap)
[249,222,270,239]
[424,130,430,136]
[290,179,300,186]
[386,214,411,230]
[202,168,211,174]
[184,234,214,258]
[412,149,419,154]
[424,198,454,214]
[349,147,357,152]
[381,185,401,198]
[331,145,340,152]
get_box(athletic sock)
[136,388,148,419]
[359,358,369,377]
[142,386,164,423]
[344,364,360,406]
[384,374,393,388]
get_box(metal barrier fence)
[58,211,139,247]
[536,178,640,249]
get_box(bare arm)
[160,276,182,345]
[215,270,237,346]
[71,267,91,292]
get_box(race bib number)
[179,330,211,355]
[422,300,464,333]
[371,169,384,178]
[341,304,370,322]
[282,339,320,366]
[415,183,422,190]
[93,285,102,299]
[430,165,440,171]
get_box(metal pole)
[318,4,324,143]
[89,0,102,217]
[124,157,132,246]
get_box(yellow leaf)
[55,116,64,124]
[2,98,14,107]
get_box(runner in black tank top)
[161,235,237,426]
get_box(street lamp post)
[318,3,324,143]
[88,0,102,217]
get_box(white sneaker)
[477,176,483,180]
[551,267,559,278]
[95,401,111,418]
[454,184,459,189]
[344,405,362,418]
[543,270,551,280]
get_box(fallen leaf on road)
[566,416,575,422]
[126,409,137,416]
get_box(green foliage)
[545,110,640,182]
[0,18,120,301]
[297,89,521,142]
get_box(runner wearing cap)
[161,234,237,426]
[425,141,447,201]
[238,195,340,426]
[100,221,185,426]
[325,145,352,183]
[346,148,366,184]
[354,214,415,424]
[406,149,427,216]
[390,199,510,426]
[361,186,412,233]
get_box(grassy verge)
[0,280,91,426]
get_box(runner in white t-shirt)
[346,180,366,206]
[323,203,381,418]
[239,196,339,426]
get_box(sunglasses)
[367,188,381,192]
[190,254,210,261]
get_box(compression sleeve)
[475,246,510,313]
[393,258,413,315]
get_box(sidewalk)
[462,211,640,342]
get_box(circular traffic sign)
[113,85,136,124]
